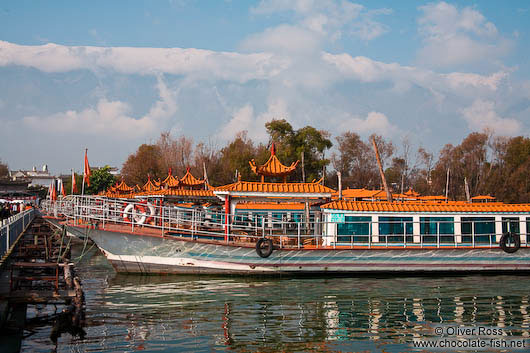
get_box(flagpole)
[71,169,74,194]
[82,148,87,196]
[82,172,85,196]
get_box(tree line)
[2,120,529,203]
[119,120,530,203]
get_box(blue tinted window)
[379,217,413,235]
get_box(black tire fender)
[256,238,274,258]
[500,232,521,254]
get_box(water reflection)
[21,248,530,352]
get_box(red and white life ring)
[122,202,156,225]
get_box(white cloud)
[250,0,388,42]
[322,52,507,93]
[22,77,177,138]
[461,99,521,135]
[240,25,320,54]
[219,98,289,142]
[0,40,287,82]
[417,2,511,68]
[339,111,398,137]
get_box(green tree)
[265,119,332,182]
[86,166,116,194]
[62,173,83,195]
[218,131,264,184]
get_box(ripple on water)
[18,246,530,352]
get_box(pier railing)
[0,208,36,261]
[41,196,528,250]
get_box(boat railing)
[41,196,528,250]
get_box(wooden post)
[445,168,450,201]
[203,162,209,190]
[371,137,393,202]
[337,172,342,200]
[301,151,305,183]
[464,177,471,202]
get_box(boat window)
[420,217,454,235]
[462,217,495,234]
[292,213,302,223]
[339,216,371,235]
[527,218,530,243]
[502,217,520,234]
[379,217,413,235]
[462,217,495,243]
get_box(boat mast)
[371,137,393,202]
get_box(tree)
[218,131,262,184]
[430,132,489,200]
[62,173,84,195]
[411,147,434,195]
[331,132,378,189]
[194,139,222,186]
[121,144,164,185]
[385,157,406,191]
[156,132,194,177]
[265,119,332,182]
[484,136,530,202]
[0,159,9,179]
[86,166,116,194]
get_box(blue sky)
[1,0,529,174]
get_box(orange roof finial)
[168,167,172,176]
[271,142,276,156]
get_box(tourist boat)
[43,147,530,275]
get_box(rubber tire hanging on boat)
[256,238,274,258]
[499,232,521,253]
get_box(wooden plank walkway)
[0,216,86,352]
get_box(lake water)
[20,244,530,352]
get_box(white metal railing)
[40,196,528,250]
[0,207,36,260]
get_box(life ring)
[500,232,520,253]
[139,200,156,224]
[256,238,274,258]
[122,203,149,225]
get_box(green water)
[21,245,530,352]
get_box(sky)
[1,0,529,175]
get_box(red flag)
[51,181,57,201]
[60,179,66,197]
[72,170,78,193]
[84,149,91,187]
[48,182,53,199]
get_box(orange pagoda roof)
[162,173,180,188]
[213,180,335,195]
[249,143,299,179]
[136,188,215,198]
[337,188,383,199]
[180,167,205,187]
[471,195,496,201]
[322,200,530,214]
[237,202,307,211]
[142,176,161,192]
[404,188,420,197]
[108,180,135,193]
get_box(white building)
[12,164,56,187]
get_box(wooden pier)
[0,216,85,352]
